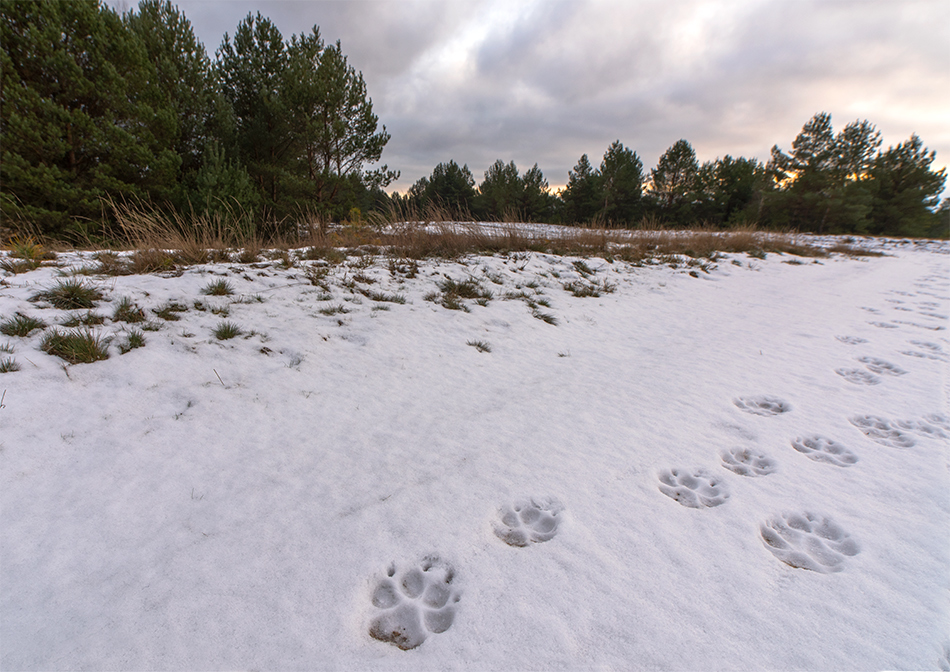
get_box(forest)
[1,0,947,243]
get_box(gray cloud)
[125,0,950,194]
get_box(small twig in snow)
[213,369,225,387]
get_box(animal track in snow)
[900,349,944,360]
[760,512,859,573]
[894,415,949,440]
[856,356,907,376]
[835,335,868,345]
[893,320,945,331]
[869,321,899,329]
[923,413,950,432]
[658,468,730,508]
[835,368,881,385]
[849,415,916,448]
[790,435,858,467]
[368,556,460,650]
[720,447,777,476]
[494,497,563,547]
[733,396,791,416]
[911,340,944,353]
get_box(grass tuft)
[0,357,20,373]
[1,312,47,337]
[201,279,234,296]
[532,308,558,325]
[31,279,103,310]
[113,296,147,323]
[358,288,407,304]
[212,321,242,340]
[0,257,41,274]
[118,329,146,354]
[562,279,615,298]
[467,339,492,353]
[41,328,111,364]
[60,311,105,327]
[153,301,189,321]
[319,304,349,316]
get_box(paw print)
[369,556,460,650]
[494,497,563,547]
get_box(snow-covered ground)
[1,236,948,671]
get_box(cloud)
[119,0,950,194]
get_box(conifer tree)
[599,140,643,225]
[1,0,175,238]
[561,154,601,224]
[649,140,700,223]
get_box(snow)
[1,236,948,670]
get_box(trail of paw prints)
[835,368,881,385]
[760,512,859,573]
[369,556,460,650]
[720,447,777,476]
[734,396,791,416]
[849,415,917,448]
[790,435,858,467]
[856,356,907,376]
[658,468,729,508]
[835,335,868,345]
[494,497,563,547]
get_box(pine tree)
[867,134,946,237]
[1,0,173,239]
[214,13,293,220]
[520,164,556,223]
[599,140,643,225]
[285,32,397,218]
[649,139,699,224]
[561,154,601,224]
[124,0,213,202]
[478,160,522,220]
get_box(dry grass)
[9,200,829,269]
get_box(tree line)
[403,117,946,238]
[1,1,947,241]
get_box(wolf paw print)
[368,556,460,650]
[720,447,777,476]
[733,396,791,416]
[760,512,859,573]
[494,497,563,547]
[790,435,858,467]
[658,468,730,508]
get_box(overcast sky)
[117,0,949,196]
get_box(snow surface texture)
[1,235,948,670]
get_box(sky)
[115,0,950,196]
